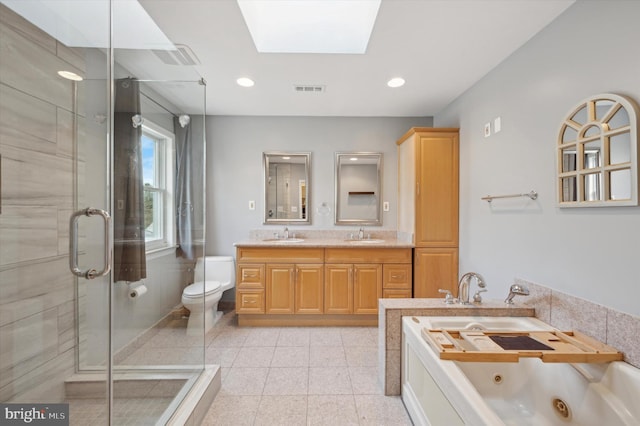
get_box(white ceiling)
[136,0,574,117]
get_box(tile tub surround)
[518,279,640,369]
[378,299,534,396]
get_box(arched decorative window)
[557,93,639,207]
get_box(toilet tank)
[194,256,235,287]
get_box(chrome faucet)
[358,227,365,240]
[283,227,289,240]
[504,283,530,304]
[457,272,486,305]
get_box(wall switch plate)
[383,201,390,212]
[248,200,255,210]
[494,116,501,133]
[484,122,491,138]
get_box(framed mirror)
[263,152,311,224]
[557,93,639,207]
[335,152,382,225]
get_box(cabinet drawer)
[383,289,412,299]
[238,264,265,288]
[383,264,412,289]
[237,247,324,263]
[325,248,411,264]
[237,290,265,314]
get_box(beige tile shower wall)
[0,5,85,402]
[518,278,640,369]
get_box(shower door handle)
[69,207,112,279]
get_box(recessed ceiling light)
[57,70,83,81]
[387,77,405,88]
[237,0,381,54]
[237,77,255,87]
[350,157,358,161]
[282,156,291,160]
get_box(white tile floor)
[201,312,413,425]
[67,311,412,425]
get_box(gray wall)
[206,116,432,259]
[434,0,640,316]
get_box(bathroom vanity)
[234,239,412,326]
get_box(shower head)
[131,114,144,128]
[179,114,190,128]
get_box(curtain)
[113,78,147,282]
[175,116,194,259]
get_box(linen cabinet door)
[295,264,324,314]
[324,264,353,314]
[414,248,458,298]
[415,132,459,247]
[353,264,382,314]
[266,264,295,314]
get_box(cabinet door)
[414,248,458,298]
[266,264,295,314]
[324,264,353,314]
[295,264,324,314]
[415,132,459,247]
[353,264,382,314]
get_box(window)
[141,120,175,252]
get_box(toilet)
[181,256,235,335]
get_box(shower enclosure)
[0,1,215,424]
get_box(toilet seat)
[183,280,221,298]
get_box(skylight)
[236,0,381,54]
[2,0,174,50]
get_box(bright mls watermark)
[1,404,68,425]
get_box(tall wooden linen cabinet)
[397,128,459,297]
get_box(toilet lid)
[183,280,221,297]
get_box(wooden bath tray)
[421,328,623,363]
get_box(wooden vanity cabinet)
[325,248,411,315]
[265,263,324,314]
[236,246,411,326]
[236,247,324,317]
[324,263,383,314]
[397,128,459,297]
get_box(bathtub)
[402,316,640,425]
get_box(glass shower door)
[0,0,112,422]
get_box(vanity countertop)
[234,238,414,248]
[235,229,414,248]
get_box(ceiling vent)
[293,85,325,93]
[153,44,201,66]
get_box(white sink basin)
[416,316,553,331]
[263,238,305,243]
[346,239,385,244]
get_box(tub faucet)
[457,272,486,305]
[504,283,530,304]
[358,227,365,240]
[283,227,289,240]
